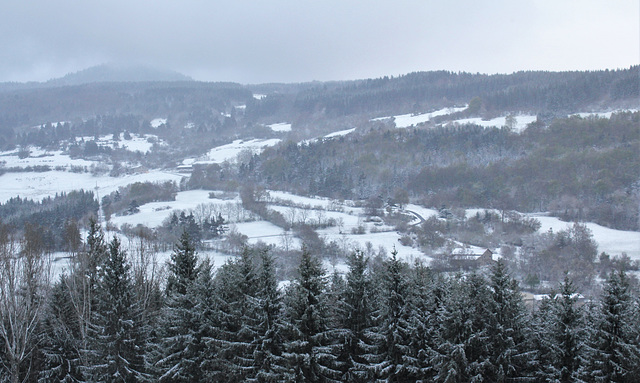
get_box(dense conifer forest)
[0,66,639,381]
[1,225,639,382]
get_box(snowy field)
[372,106,468,128]
[448,115,538,133]
[50,248,236,278]
[570,109,639,119]
[527,213,640,260]
[324,128,356,138]
[0,147,95,169]
[110,190,243,228]
[76,133,161,153]
[265,192,429,262]
[232,221,301,248]
[196,139,281,164]
[150,118,167,128]
[267,190,342,210]
[268,122,292,132]
[0,169,184,203]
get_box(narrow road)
[405,209,426,226]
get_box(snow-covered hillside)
[75,133,162,153]
[527,213,640,260]
[0,170,184,203]
[196,139,281,164]
[268,122,292,132]
[448,115,538,133]
[0,147,95,169]
[372,106,467,128]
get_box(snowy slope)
[0,148,95,169]
[373,106,468,128]
[268,122,292,132]
[110,190,242,228]
[196,139,281,164]
[449,114,538,133]
[528,213,640,260]
[0,170,184,203]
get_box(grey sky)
[1,0,638,84]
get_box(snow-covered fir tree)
[66,218,108,372]
[152,231,205,382]
[251,249,288,382]
[404,261,438,381]
[332,250,377,382]
[434,273,493,382]
[39,275,85,383]
[84,236,146,382]
[209,247,261,382]
[581,270,640,382]
[553,275,585,382]
[485,260,534,382]
[284,247,341,382]
[368,248,413,382]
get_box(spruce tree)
[39,276,84,383]
[531,293,557,382]
[554,275,585,382]
[333,250,376,382]
[404,261,438,382]
[434,273,493,382]
[166,230,199,296]
[211,247,261,382]
[65,217,107,371]
[582,270,640,382]
[283,247,339,382]
[85,236,146,382]
[250,249,288,382]
[152,231,204,382]
[485,260,534,382]
[188,257,218,381]
[368,249,412,382]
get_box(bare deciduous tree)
[0,224,51,383]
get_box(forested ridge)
[1,66,639,382]
[2,226,639,382]
[248,66,639,120]
[200,111,640,230]
[1,66,637,150]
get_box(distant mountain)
[47,64,193,85]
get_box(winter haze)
[1,0,638,83]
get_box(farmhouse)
[448,248,496,269]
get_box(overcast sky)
[1,0,638,84]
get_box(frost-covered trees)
[552,276,585,382]
[39,277,84,383]
[251,249,288,382]
[5,223,640,382]
[404,262,439,381]
[369,249,413,382]
[0,223,50,383]
[209,247,261,381]
[434,273,492,382]
[284,247,340,382]
[582,270,640,382]
[485,260,533,381]
[207,247,288,382]
[332,250,376,382]
[152,231,206,382]
[84,236,146,382]
[532,275,585,382]
[67,218,108,364]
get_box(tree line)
[247,66,638,119]
[222,112,640,231]
[1,222,639,382]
